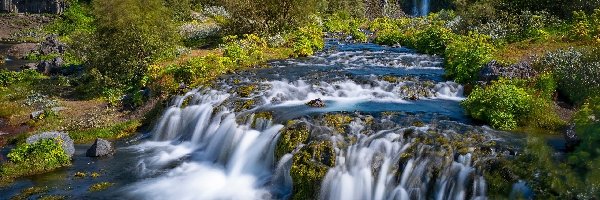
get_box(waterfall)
[126,90,288,200]
[412,0,431,16]
[319,129,487,200]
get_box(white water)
[320,129,486,200]
[127,90,287,200]
[263,78,464,106]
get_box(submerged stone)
[306,98,325,107]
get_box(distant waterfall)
[412,0,430,16]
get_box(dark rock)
[306,98,326,107]
[478,60,538,85]
[86,138,114,157]
[0,0,66,14]
[39,35,66,55]
[36,57,64,74]
[26,132,74,157]
[564,124,581,152]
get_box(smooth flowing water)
[0,40,523,199]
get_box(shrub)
[462,79,534,130]
[69,120,141,143]
[409,25,456,55]
[569,9,600,42]
[0,70,44,87]
[46,0,95,36]
[222,34,267,66]
[536,48,600,104]
[1,139,71,185]
[444,32,495,83]
[287,24,325,56]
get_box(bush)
[1,139,71,185]
[410,25,456,55]
[462,79,535,130]
[220,0,320,34]
[222,34,267,66]
[69,120,141,143]
[0,70,44,87]
[74,0,179,89]
[444,32,495,83]
[287,24,325,56]
[569,9,600,42]
[46,0,95,36]
[536,48,600,104]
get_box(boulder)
[20,62,38,70]
[306,98,326,107]
[30,110,44,119]
[26,132,75,157]
[36,57,64,74]
[478,60,537,85]
[564,124,581,152]
[86,138,114,157]
[39,35,66,55]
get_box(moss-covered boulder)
[290,140,336,200]
[323,114,353,133]
[275,121,310,160]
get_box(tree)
[80,0,179,87]
[220,0,321,34]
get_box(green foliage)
[290,140,336,200]
[69,120,141,143]
[569,97,600,170]
[221,0,321,34]
[444,33,495,83]
[223,34,267,66]
[323,12,367,42]
[410,25,456,55]
[569,9,600,42]
[462,79,534,130]
[46,0,95,36]
[275,121,310,160]
[1,139,71,185]
[287,24,325,56]
[0,70,45,87]
[536,48,600,104]
[73,0,179,89]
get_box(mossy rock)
[290,140,336,200]
[323,114,353,134]
[252,111,273,128]
[275,121,310,160]
[236,84,257,98]
[234,99,255,112]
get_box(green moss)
[234,99,255,112]
[252,111,273,128]
[323,114,353,133]
[69,120,141,143]
[89,182,114,192]
[11,186,49,200]
[236,85,257,98]
[39,195,66,200]
[290,141,336,200]
[0,139,71,186]
[275,121,310,159]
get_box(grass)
[69,120,141,143]
[492,38,589,64]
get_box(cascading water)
[1,39,525,199]
[125,90,290,200]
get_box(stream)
[1,40,537,199]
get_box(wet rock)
[306,98,325,107]
[564,123,581,152]
[478,60,538,84]
[26,132,74,157]
[86,138,114,157]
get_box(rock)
[564,123,581,152]
[26,132,75,157]
[86,138,114,157]
[30,110,44,119]
[0,0,66,14]
[306,98,326,107]
[39,35,66,55]
[478,60,538,85]
[36,57,64,74]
